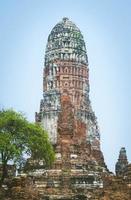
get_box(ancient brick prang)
[36,17,104,168]
[0,18,131,200]
[34,19,110,198]
[115,147,128,176]
[20,18,130,199]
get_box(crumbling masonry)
[2,18,131,200]
[31,18,130,199]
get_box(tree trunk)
[0,161,7,187]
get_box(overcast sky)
[0,0,131,172]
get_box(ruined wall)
[1,173,131,200]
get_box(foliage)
[0,109,55,184]
[25,123,55,166]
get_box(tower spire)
[115,147,128,176]
[36,18,107,171]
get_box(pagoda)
[2,18,131,200]
[33,18,108,198]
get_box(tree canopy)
[0,109,55,184]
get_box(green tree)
[0,109,55,185]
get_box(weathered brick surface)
[1,18,130,200]
[1,174,131,200]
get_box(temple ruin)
[1,17,131,200]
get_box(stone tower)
[36,17,107,172]
[115,147,128,176]
[3,18,131,200]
